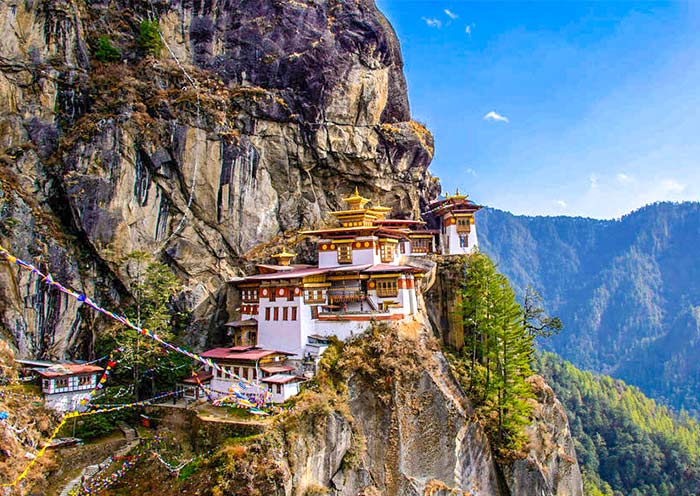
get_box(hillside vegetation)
[535,352,700,496]
[479,202,700,415]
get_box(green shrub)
[138,20,164,57]
[94,35,121,62]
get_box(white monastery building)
[201,189,481,402]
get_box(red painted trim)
[317,313,404,321]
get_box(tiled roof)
[260,365,295,374]
[200,347,293,361]
[241,266,329,281]
[363,264,424,273]
[35,364,104,378]
[224,319,258,327]
[181,371,213,384]
[260,374,305,385]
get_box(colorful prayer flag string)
[0,416,68,488]
[81,348,122,407]
[0,245,259,394]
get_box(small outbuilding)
[35,364,103,412]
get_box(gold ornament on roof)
[271,247,297,266]
[452,188,468,200]
[342,187,371,210]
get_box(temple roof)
[261,374,305,385]
[35,364,104,378]
[342,187,372,210]
[225,318,258,328]
[423,195,482,217]
[200,346,293,361]
[234,263,425,283]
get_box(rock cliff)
[99,322,582,496]
[0,0,438,358]
[1,1,584,495]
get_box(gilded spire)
[271,247,296,266]
[342,187,371,210]
[452,188,467,200]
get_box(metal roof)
[200,347,293,361]
[35,364,104,378]
[260,374,305,385]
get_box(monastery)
[202,189,482,402]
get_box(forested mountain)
[478,202,700,415]
[535,352,700,496]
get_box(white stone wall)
[318,250,338,268]
[44,390,93,412]
[256,295,309,357]
[313,319,370,341]
[445,224,479,255]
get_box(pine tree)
[451,253,535,456]
[96,252,189,398]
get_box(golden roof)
[342,187,371,210]
[271,247,297,266]
[451,188,468,200]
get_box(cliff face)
[149,322,581,496]
[0,0,437,358]
[1,2,585,495]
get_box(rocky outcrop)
[267,323,582,496]
[0,0,437,358]
[503,376,583,496]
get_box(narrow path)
[58,440,138,496]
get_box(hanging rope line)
[0,244,255,389]
[0,416,69,488]
[0,244,274,488]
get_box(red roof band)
[35,364,104,378]
[200,346,294,361]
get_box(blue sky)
[376,1,700,218]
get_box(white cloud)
[465,168,477,176]
[465,25,472,35]
[616,173,634,185]
[556,200,567,209]
[660,179,686,194]
[483,111,509,123]
[444,9,458,19]
[422,17,442,28]
[589,173,600,190]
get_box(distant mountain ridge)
[477,201,700,415]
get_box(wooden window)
[252,368,257,379]
[411,238,430,253]
[337,244,352,264]
[273,307,279,320]
[265,307,271,321]
[291,307,297,321]
[55,377,68,389]
[379,243,395,263]
[282,307,289,321]
[276,384,282,394]
[287,289,294,302]
[248,330,257,345]
[459,234,467,248]
[79,375,92,386]
[376,279,398,297]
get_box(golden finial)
[271,247,296,266]
[342,187,371,210]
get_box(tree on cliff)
[450,253,535,456]
[523,286,563,339]
[97,252,189,398]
